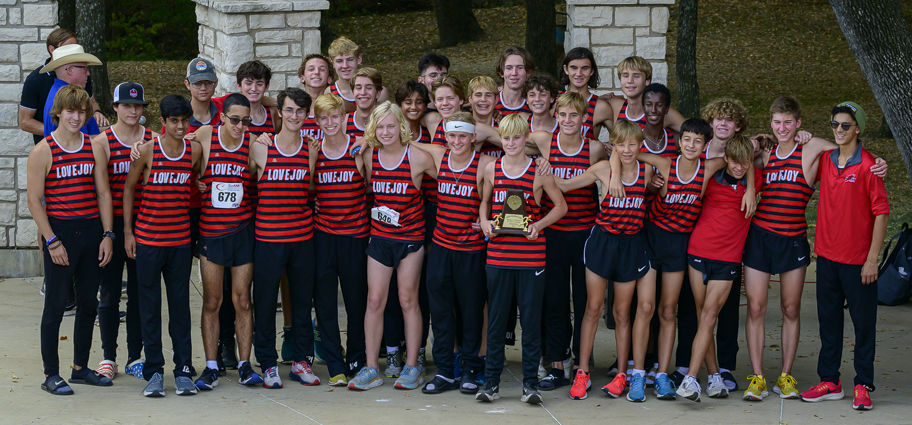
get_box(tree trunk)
[831,0,912,184]
[431,0,484,47]
[57,0,76,32]
[526,0,557,77]
[76,0,112,116]
[675,0,699,118]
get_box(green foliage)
[106,12,166,61]
[104,0,198,61]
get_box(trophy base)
[492,227,532,236]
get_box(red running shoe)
[602,373,626,398]
[852,385,873,411]
[799,380,844,402]
[569,369,591,400]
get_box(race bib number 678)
[212,181,243,209]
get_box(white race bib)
[371,206,400,227]
[211,181,243,209]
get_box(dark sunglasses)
[226,116,251,127]
[830,121,854,131]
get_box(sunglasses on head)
[830,121,854,131]
[225,116,251,127]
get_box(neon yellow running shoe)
[328,374,348,386]
[743,375,768,401]
[773,373,799,399]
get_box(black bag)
[877,223,912,306]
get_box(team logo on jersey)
[158,162,163,166]
[129,89,138,98]
[196,61,207,71]
[844,174,857,183]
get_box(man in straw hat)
[41,44,103,137]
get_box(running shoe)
[348,366,383,391]
[852,384,873,411]
[521,382,542,404]
[561,357,574,380]
[175,376,198,396]
[63,301,76,316]
[539,367,570,391]
[606,359,619,377]
[417,348,427,376]
[143,372,165,397]
[328,374,348,387]
[603,373,626,398]
[772,373,799,399]
[394,365,423,390]
[263,366,283,389]
[385,350,403,378]
[289,360,320,386]
[676,376,701,402]
[654,373,676,400]
[569,369,591,400]
[475,381,500,402]
[670,370,686,389]
[799,380,844,402]
[239,362,263,386]
[422,375,457,394]
[125,359,145,380]
[97,360,117,381]
[195,367,219,390]
[743,375,768,401]
[281,326,294,364]
[721,370,740,391]
[627,373,646,402]
[707,373,729,398]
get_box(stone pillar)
[564,0,673,94]
[0,0,58,276]
[192,0,329,97]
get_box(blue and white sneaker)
[348,366,383,391]
[263,366,283,389]
[627,373,646,402]
[654,373,676,400]
[125,359,145,380]
[394,365,424,390]
[195,367,219,390]
[143,372,165,397]
[239,362,263,386]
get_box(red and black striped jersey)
[313,136,369,238]
[255,137,313,242]
[345,111,366,138]
[487,157,545,269]
[527,114,559,135]
[494,91,532,115]
[641,129,677,158]
[413,125,438,203]
[106,126,153,216]
[649,156,704,233]
[301,115,325,142]
[688,167,762,263]
[544,133,597,231]
[246,105,275,136]
[581,93,598,140]
[432,119,448,147]
[200,127,255,238]
[135,138,192,246]
[617,100,647,128]
[370,146,425,242]
[434,150,483,251]
[753,143,815,237]
[329,82,356,106]
[44,134,100,220]
[596,161,647,235]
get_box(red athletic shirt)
[200,127,255,238]
[487,157,545,269]
[345,111,366,138]
[211,96,274,136]
[370,146,425,243]
[494,91,532,115]
[688,167,762,263]
[753,143,815,237]
[434,150,484,251]
[135,138,192,247]
[527,114,559,135]
[581,93,598,140]
[596,161,647,235]
[255,137,313,242]
[301,115,324,142]
[44,134,99,220]
[413,126,438,203]
[617,100,647,128]
[187,108,221,210]
[106,126,153,216]
[641,129,677,158]
[815,145,890,265]
[313,136,369,238]
[649,156,704,233]
[544,133,597,232]
[329,82,356,106]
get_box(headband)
[445,120,475,134]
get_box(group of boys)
[26,29,889,412]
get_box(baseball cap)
[186,57,217,84]
[833,101,866,134]
[113,82,148,105]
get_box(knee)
[638,300,655,317]
[747,301,767,320]
[584,300,604,321]
[658,304,676,324]
[366,294,386,313]
[233,293,251,312]
[781,303,801,321]
[202,295,221,313]
[398,293,418,312]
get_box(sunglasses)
[225,116,251,127]
[830,121,855,131]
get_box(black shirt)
[20,57,94,144]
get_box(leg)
[455,252,487,375]
[71,230,102,371]
[687,277,732,377]
[288,241,317,364]
[427,245,457,378]
[163,246,193,376]
[675,274,697,370]
[569,232,589,367]
[136,244,166,380]
[395,247,426,368]
[124,254,143,362]
[779,266,807,374]
[656,271,684,374]
[338,237,369,373]
[716,269,741,371]
[365,257,395,369]
[578,269,608,373]
[632,270,657,371]
[484,267,515,385]
[612,280,637,371]
[229,262,255,362]
[98,216,127,362]
[313,232,347,377]
[517,268,547,385]
[842,264,877,389]
[252,242,285,371]
[544,231,573,367]
[199,255,225,362]
[744,265,771,376]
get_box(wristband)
[45,235,58,246]
[48,241,62,249]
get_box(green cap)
[833,101,866,134]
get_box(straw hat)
[40,44,102,74]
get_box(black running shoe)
[195,367,219,390]
[475,381,500,402]
[539,368,570,391]
[521,382,542,404]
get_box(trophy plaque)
[492,189,533,235]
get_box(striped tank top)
[329,82,356,105]
[345,111,366,138]
[301,115,325,141]
[106,126,153,216]
[434,150,483,251]
[596,161,647,235]
[200,127,255,238]
[527,114,559,135]
[370,146,425,242]
[494,91,532,115]
[487,157,545,269]
[617,100,647,128]
[246,105,275,136]
[314,136,369,238]
[544,133,597,232]
[135,138,192,246]
[44,134,99,220]
[649,156,704,233]
[255,137,313,242]
[753,143,815,237]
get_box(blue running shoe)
[627,373,646,402]
[348,366,383,391]
[394,365,424,390]
[239,363,263,386]
[654,373,676,400]
[195,367,219,390]
[126,359,145,380]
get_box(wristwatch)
[103,231,116,241]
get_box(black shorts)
[365,237,423,269]
[583,226,650,283]
[742,224,810,275]
[200,223,254,267]
[688,255,740,283]
[646,222,690,273]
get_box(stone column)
[564,0,673,93]
[0,0,58,276]
[192,0,329,97]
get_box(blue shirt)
[43,78,100,137]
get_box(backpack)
[877,223,912,306]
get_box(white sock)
[387,347,399,354]
[437,374,455,383]
[207,360,218,370]
[657,372,668,379]
[676,366,689,375]
[632,369,646,377]
[238,360,249,368]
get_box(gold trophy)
[492,189,534,235]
